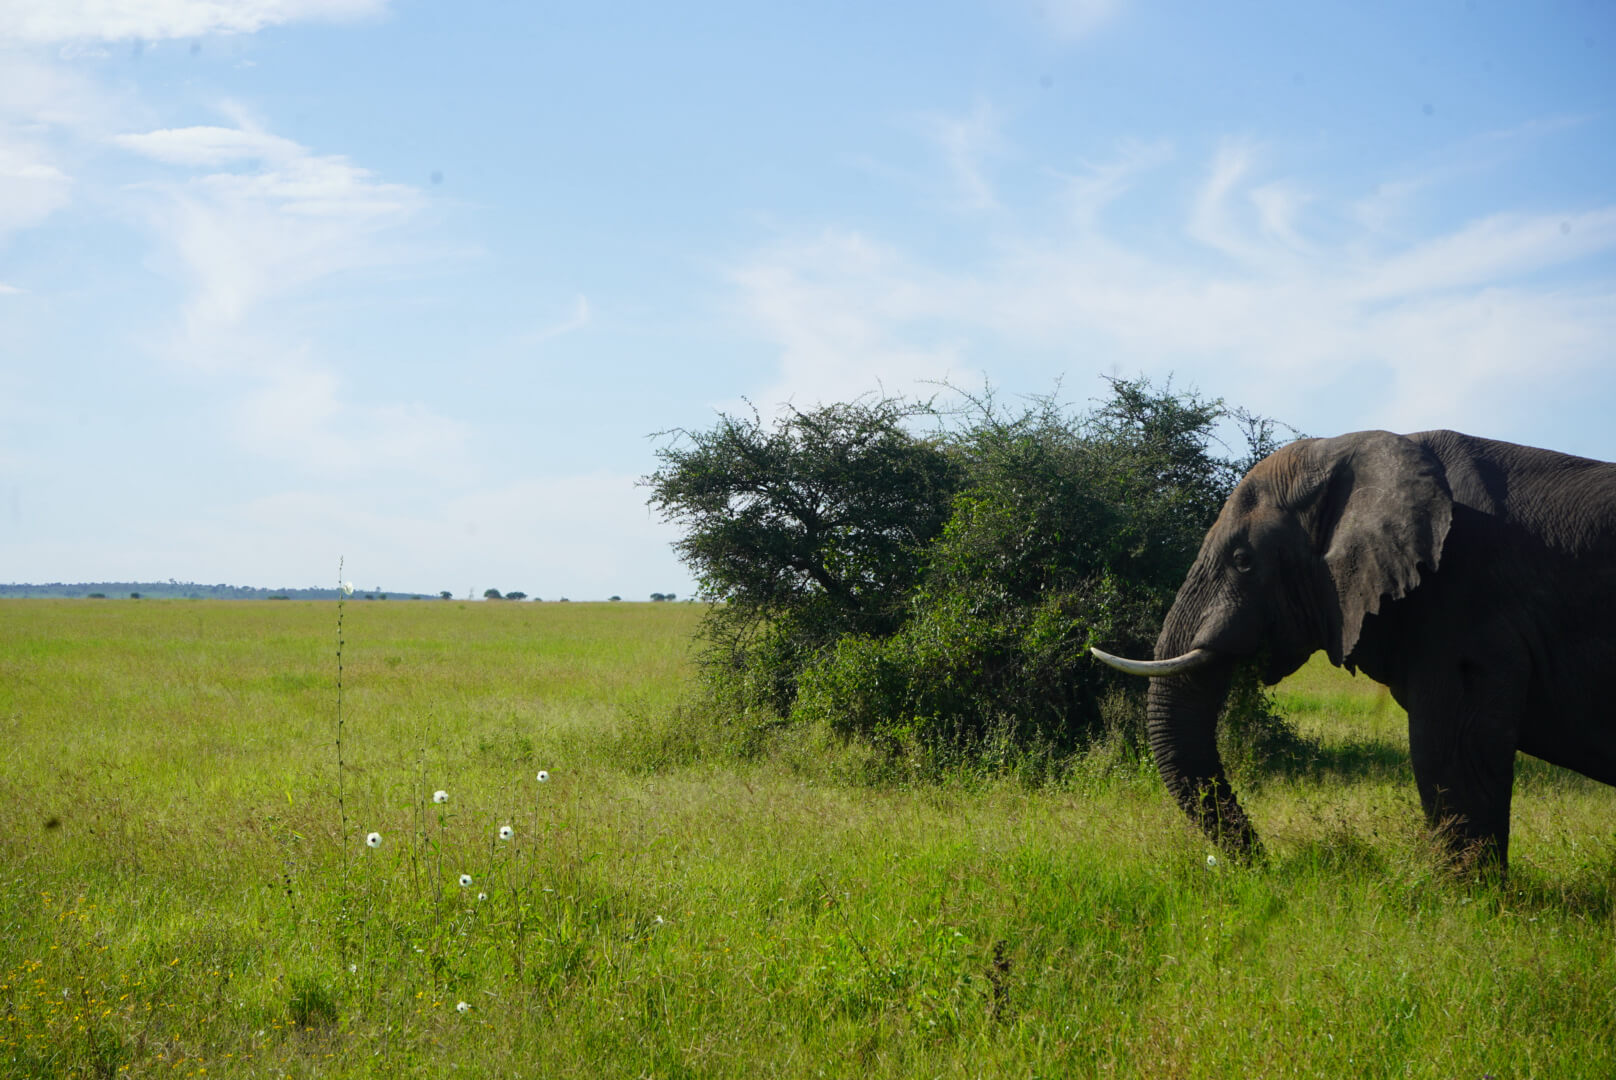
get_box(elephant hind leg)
[1405,660,1522,870]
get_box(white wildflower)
[1205,854,1218,868]
[536,770,549,783]
[459,874,472,888]
[498,825,513,841]
[456,1001,469,1014]
[366,832,382,848]
[477,892,487,902]
[433,790,448,804]
[341,581,354,596]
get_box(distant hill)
[0,582,437,600]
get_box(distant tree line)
[3,583,690,603]
[646,377,1293,768]
[0,582,442,601]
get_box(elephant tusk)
[1090,646,1217,677]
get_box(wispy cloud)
[0,24,456,481]
[733,131,1616,444]
[0,0,389,44]
[1032,0,1121,41]
[732,229,970,408]
[114,124,304,167]
[1057,138,1173,230]
[1353,209,1616,302]
[921,102,1004,212]
[1248,181,1313,253]
[518,295,593,346]
[226,361,468,473]
[1186,138,1277,266]
[1352,115,1590,239]
[117,113,424,330]
[0,138,68,235]
[112,112,466,475]
[0,53,129,243]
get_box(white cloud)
[112,116,463,476]
[1248,181,1312,253]
[518,295,593,346]
[1351,176,1428,238]
[1032,0,1120,41]
[0,0,388,44]
[114,124,302,167]
[0,50,124,130]
[1357,286,1614,434]
[229,362,469,474]
[0,138,68,234]
[1057,138,1173,230]
[732,137,1616,447]
[732,230,970,408]
[0,53,127,242]
[1187,138,1271,265]
[116,119,424,329]
[1350,116,1589,240]
[921,102,1003,212]
[1353,209,1616,302]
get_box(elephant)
[1092,429,1616,869]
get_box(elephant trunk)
[1145,656,1260,856]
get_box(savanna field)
[2,599,1614,1079]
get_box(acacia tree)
[646,397,963,708]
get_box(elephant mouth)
[1259,646,1315,685]
[1089,646,1217,677]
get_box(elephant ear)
[1306,431,1453,663]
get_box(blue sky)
[2,1,1613,598]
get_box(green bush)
[793,578,1154,762]
[649,377,1291,768]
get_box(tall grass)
[1,599,1613,1077]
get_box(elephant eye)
[1231,548,1253,573]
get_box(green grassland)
[2,599,1613,1078]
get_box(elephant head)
[1093,431,1453,853]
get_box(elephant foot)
[1428,813,1508,880]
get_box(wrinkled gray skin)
[1099,430,1616,869]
